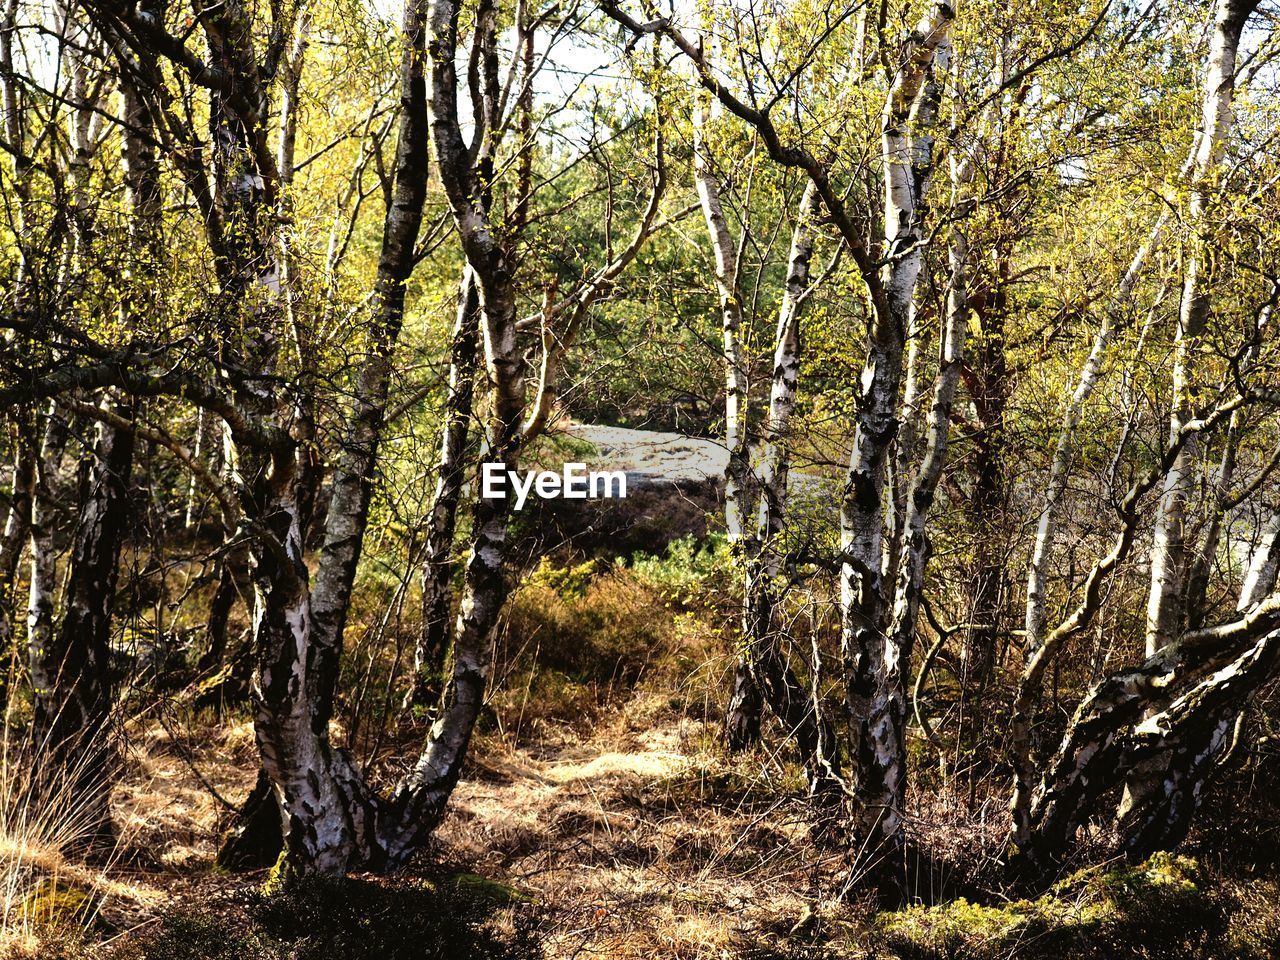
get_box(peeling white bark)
[843,5,953,884]
[1145,0,1256,657]
[693,98,753,546]
[858,37,964,866]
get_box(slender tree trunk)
[27,411,69,721]
[961,272,1010,682]
[308,1,431,731]
[183,409,213,531]
[408,271,479,709]
[749,187,843,797]
[692,101,762,751]
[843,5,952,893]
[1144,0,1256,657]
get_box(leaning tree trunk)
[1015,545,1280,883]
[1115,627,1280,860]
[1115,506,1280,859]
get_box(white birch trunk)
[857,42,964,870]
[1145,0,1255,657]
[410,270,479,708]
[842,5,953,889]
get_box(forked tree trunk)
[843,4,952,891]
[855,43,962,882]
[238,0,530,876]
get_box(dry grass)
[434,693,860,959]
[0,724,131,956]
[12,555,1278,959]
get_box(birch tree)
[1144,0,1259,657]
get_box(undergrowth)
[101,874,541,960]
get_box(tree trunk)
[1144,0,1256,657]
[309,1,431,731]
[844,5,952,894]
[1115,506,1280,859]
[1015,566,1280,882]
[692,102,764,752]
[858,46,963,881]
[27,410,69,722]
[408,270,479,709]
[33,410,134,834]
[0,434,34,683]
[961,274,1011,683]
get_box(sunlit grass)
[0,717,118,952]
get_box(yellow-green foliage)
[504,560,672,684]
[875,854,1230,960]
[629,534,732,600]
[493,554,724,736]
[19,877,92,928]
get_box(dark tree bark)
[0,433,35,689]
[308,0,432,732]
[33,409,134,836]
[408,271,479,709]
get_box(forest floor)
[88,690,853,958]
[13,675,1276,960]
[7,523,1280,958]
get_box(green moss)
[874,854,1228,960]
[20,877,94,928]
[442,872,531,905]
